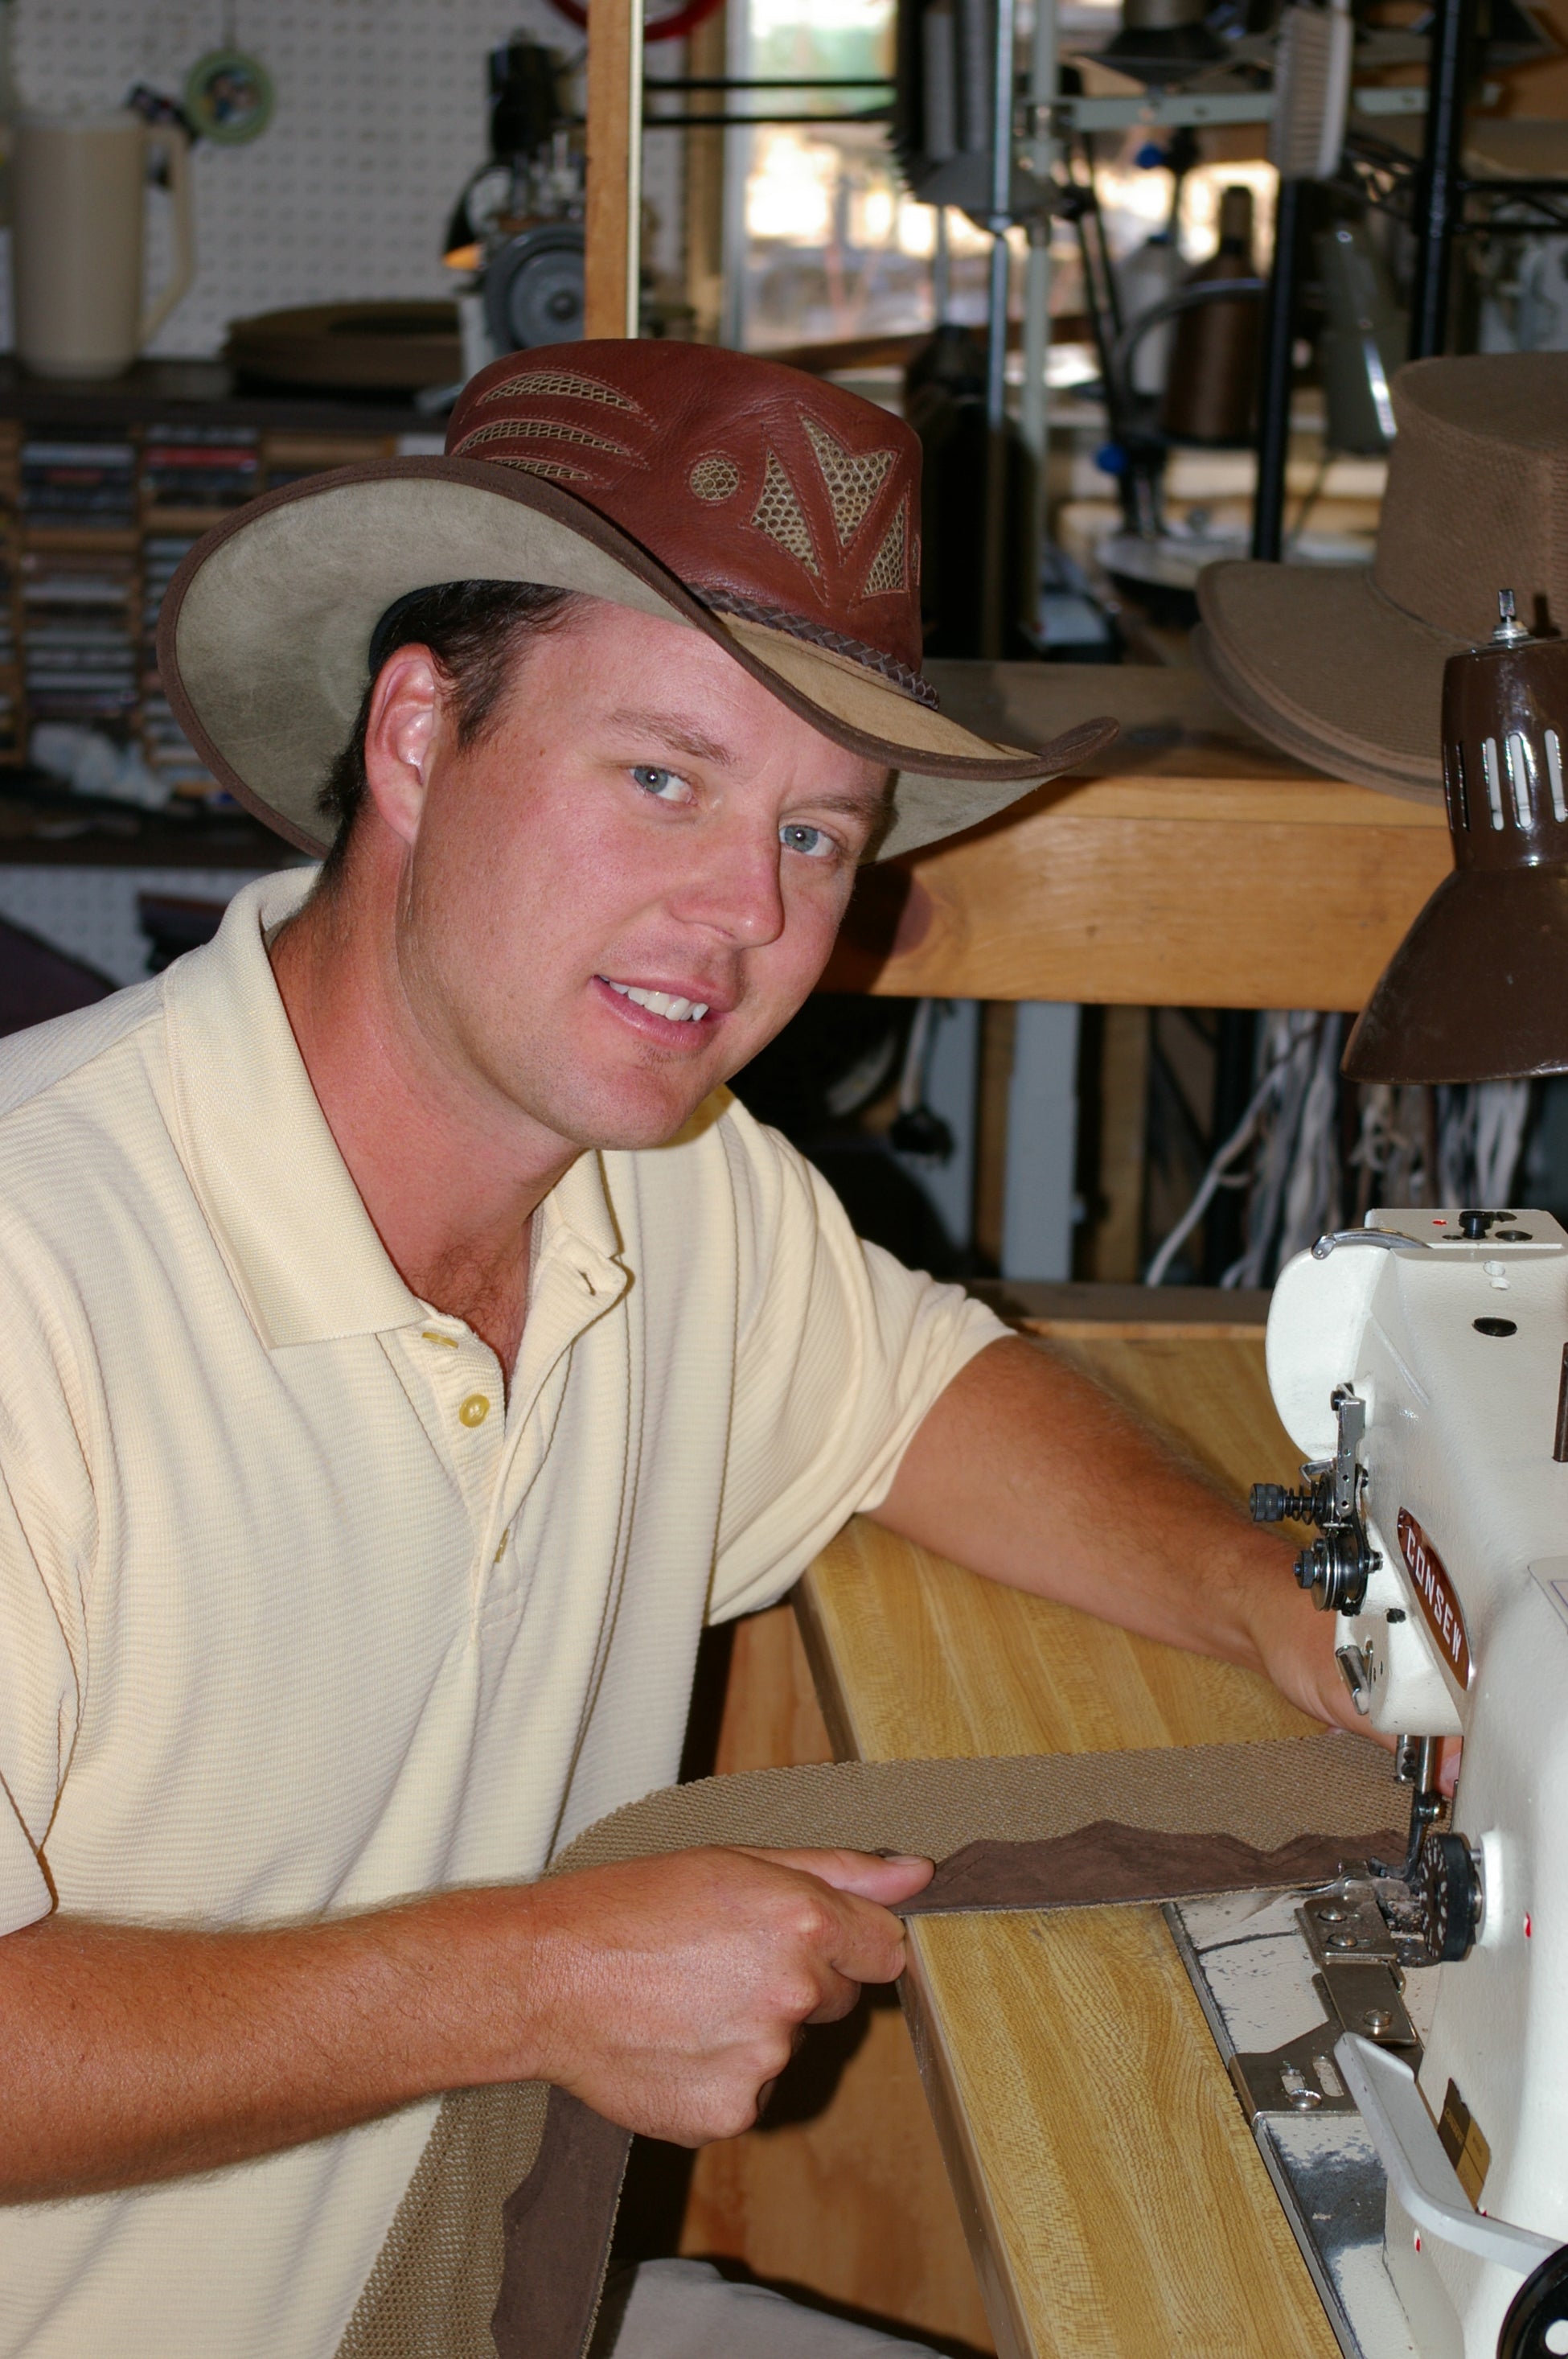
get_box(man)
[0,343,1356,2359]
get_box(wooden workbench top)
[795,1325,1354,2359]
[824,664,1450,1010]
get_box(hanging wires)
[1144,1012,1347,1288]
[1146,1015,1537,1291]
[1145,1013,1332,1286]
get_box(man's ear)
[363,647,444,849]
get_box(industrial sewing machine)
[1171,595,1568,2359]
[1180,1207,1568,2358]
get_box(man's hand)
[516,1847,931,2145]
[1244,1565,1390,1742]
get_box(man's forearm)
[872,1334,1351,1732]
[0,1890,540,2201]
[0,1845,928,2202]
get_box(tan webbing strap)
[335,1734,1402,2359]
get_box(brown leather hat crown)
[157,339,1117,862]
[448,344,930,702]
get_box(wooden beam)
[823,664,1451,1011]
[681,2,727,339]
[585,0,644,337]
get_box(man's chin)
[552,1076,726,1157]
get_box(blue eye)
[781,823,835,859]
[632,766,688,801]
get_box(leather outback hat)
[158,341,1118,862]
[1194,352,1568,801]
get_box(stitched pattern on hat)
[750,449,820,576]
[689,454,741,503]
[862,499,909,598]
[704,589,938,709]
[477,368,640,412]
[801,416,895,548]
[487,454,597,484]
[453,417,634,459]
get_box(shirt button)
[458,1394,491,1428]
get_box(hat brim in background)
[1195,560,1463,802]
[158,458,1118,863]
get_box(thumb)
[737,1846,935,1905]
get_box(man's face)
[381,601,890,1155]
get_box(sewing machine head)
[1261,1206,1568,2357]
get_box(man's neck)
[269,875,574,1371]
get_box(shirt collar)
[162,871,627,1350]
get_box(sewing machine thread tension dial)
[1250,1383,1381,1615]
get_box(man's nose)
[670,829,786,947]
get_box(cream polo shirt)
[0,869,1004,2359]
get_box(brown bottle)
[1160,185,1262,446]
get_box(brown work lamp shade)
[1342,597,1568,1084]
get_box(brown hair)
[315,580,582,882]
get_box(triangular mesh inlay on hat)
[156,339,1119,861]
[1197,353,1568,800]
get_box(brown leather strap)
[333,1734,1402,2359]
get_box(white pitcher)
[11,109,195,379]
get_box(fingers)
[802,1966,864,2027]
[726,1847,916,1988]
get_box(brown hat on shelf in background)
[1194,352,1568,799]
[158,339,1119,864]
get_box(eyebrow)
[810,782,894,822]
[602,708,735,766]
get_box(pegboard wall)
[1,0,686,358]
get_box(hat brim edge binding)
[156,457,1120,864]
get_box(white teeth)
[604,980,709,1023]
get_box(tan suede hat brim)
[1195,560,1463,802]
[158,458,1118,861]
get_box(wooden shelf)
[825,664,1450,1012]
[0,359,434,438]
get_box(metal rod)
[982,230,1012,659]
[1252,175,1301,563]
[1017,0,1059,641]
[642,109,890,125]
[933,204,950,326]
[651,75,893,87]
[1408,0,1477,357]
[981,0,1019,660]
[1069,158,1123,435]
[985,0,1018,429]
[719,0,751,351]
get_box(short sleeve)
[708,1101,1007,1623]
[0,1458,80,1934]
[0,1242,95,1938]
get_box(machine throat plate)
[1167,1879,1439,2359]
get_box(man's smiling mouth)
[601,980,712,1024]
